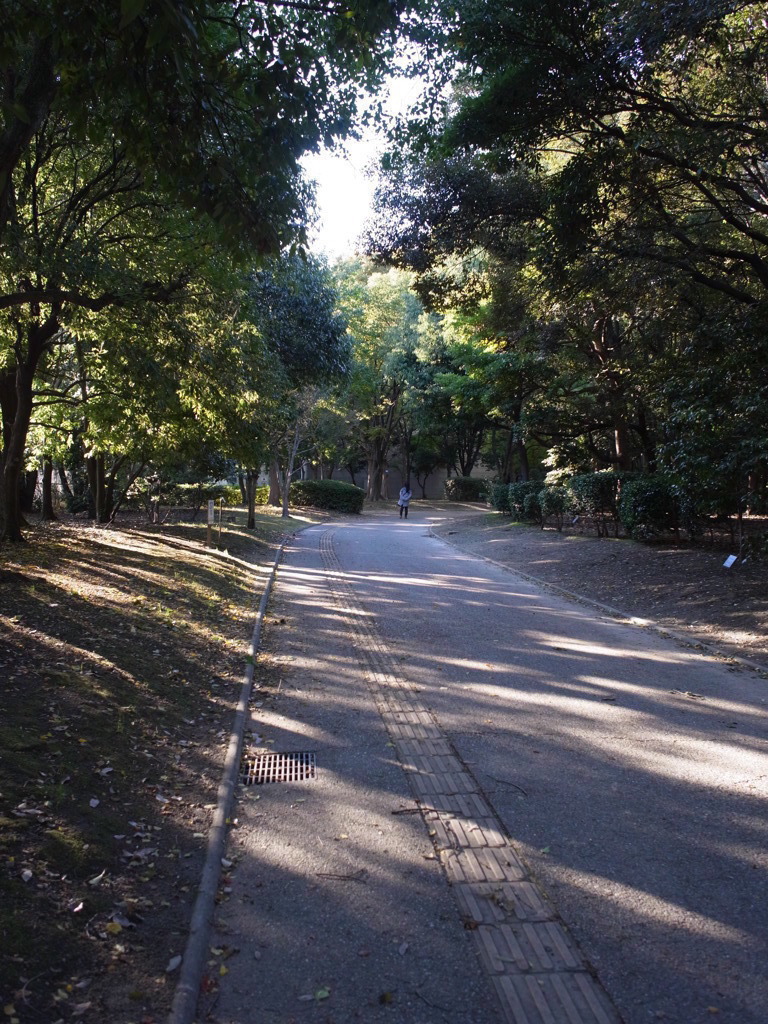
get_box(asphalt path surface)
[207,504,768,1024]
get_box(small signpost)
[207,499,214,548]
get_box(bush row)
[289,478,365,513]
[130,481,243,508]
[487,472,707,541]
[443,477,490,501]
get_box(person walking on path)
[397,482,412,518]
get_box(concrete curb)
[430,525,768,679]
[167,539,288,1024]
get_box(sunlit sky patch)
[302,75,423,260]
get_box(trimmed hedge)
[617,475,694,540]
[568,471,621,537]
[507,481,542,520]
[523,490,542,523]
[444,477,489,501]
[132,481,243,508]
[539,485,570,530]
[289,479,365,513]
[488,481,511,513]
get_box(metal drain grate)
[240,751,317,785]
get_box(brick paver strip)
[492,974,619,1024]
[401,753,467,774]
[477,922,585,974]
[319,529,622,1024]
[445,817,508,848]
[396,737,454,757]
[441,846,529,884]
[421,791,502,818]
[453,882,555,924]
[410,769,478,797]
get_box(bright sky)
[302,75,423,261]
[302,139,380,261]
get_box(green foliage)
[333,261,426,500]
[444,477,488,501]
[523,490,541,524]
[741,533,768,562]
[568,472,620,520]
[130,481,242,509]
[488,481,511,513]
[538,485,569,530]
[247,255,350,385]
[289,479,364,513]
[0,0,411,252]
[368,0,768,527]
[507,481,541,520]
[617,476,695,541]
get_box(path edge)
[166,538,288,1024]
[430,523,768,678]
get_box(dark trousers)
[399,504,408,518]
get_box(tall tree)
[337,262,423,500]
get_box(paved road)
[205,505,768,1024]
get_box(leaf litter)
[0,510,317,1023]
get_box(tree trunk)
[366,437,388,501]
[636,407,656,472]
[269,460,281,506]
[20,470,38,514]
[516,438,530,481]
[501,429,515,483]
[246,470,258,529]
[1,315,61,541]
[57,463,74,502]
[0,365,16,454]
[2,361,36,542]
[109,460,145,521]
[238,473,246,504]
[282,424,301,518]
[86,455,107,523]
[613,419,631,472]
[41,457,57,521]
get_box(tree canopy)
[363,0,768,510]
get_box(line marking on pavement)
[318,528,624,1024]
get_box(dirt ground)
[0,508,325,1024]
[431,510,768,673]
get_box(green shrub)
[741,531,768,561]
[567,471,622,537]
[289,479,364,513]
[539,485,570,530]
[216,484,245,506]
[136,481,243,508]
[523,490,542,523]
[618,475,694,540]
[488,481,511,513]
[444,477,489,501]
[507,481,542,519]
[254,485,269,506]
